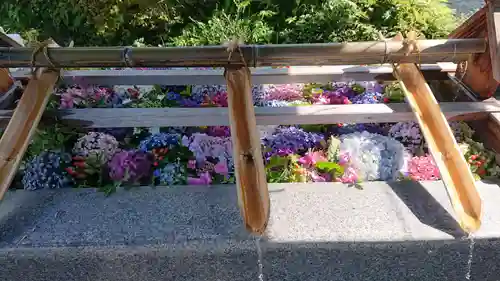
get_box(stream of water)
[465,234,476,281]
[255,236,265,281]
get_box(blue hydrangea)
[350,92,384,104]
[22,151,73,191]
[262,126,324,156]
[154,162,187,185]
[139,133,181,152]
[165,91,181,101]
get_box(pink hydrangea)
[298,151,327,167]
[407,155,441,181]
[340,167,358,183]
[187,172,212,185]
[263,84,304,101]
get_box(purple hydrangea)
[207,126,231,137]
[108,150,153,183]
[262,126,324,156]
[22,151,73,190]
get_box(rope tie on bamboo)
[377,32,389,64]
[225,38,248,68]
[402,33,422,70]
[30,40,60,80]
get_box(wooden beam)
[450,5,499,99]
[0,102,495,129]
[0,40,60,199]
[225,66,269,235]
[9,64,457,85]
[487,0,500,82]
[392,34,482,233]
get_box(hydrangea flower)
[22,151,73,190]
[206,126,231,137]
[388,121,423,154]
[60,86,124,108]
[154,161,187,185]
[108,150,153,183]
[350,92,384,104]
[181,133,233,168]
[73,132,119,163]
[262,127,324,156]
[113,85,155,100]
[339,131,409,181]
[139,133,181,152]
[262,84,304,101]
[191,84,266,106]
[406,155,441,181]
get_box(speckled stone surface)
[1,181,500,280]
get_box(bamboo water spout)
[391,33,483,233]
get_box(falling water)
[255,236,265,281]
[465,233,475,281]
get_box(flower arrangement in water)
[16,77,500,193]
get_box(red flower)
[383,97,390,103]
[153,162,159,167]
[73,161,86,168]
[65,167,76,175]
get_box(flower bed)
[11,73,500,194]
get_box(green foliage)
[1,0,459,46]
[26,124,77,159]
[171,2,274,46]
[279,0,457,43]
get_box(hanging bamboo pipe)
[224,55,270,234]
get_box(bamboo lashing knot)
[30,39,63,80]
[402,30,422,69]
[224,38,248,68]
[122,47,133,68]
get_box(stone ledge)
[1,181,500,280]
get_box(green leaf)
[316,161,342,172]
[266,155,288,169]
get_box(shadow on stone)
[387,180,465,239]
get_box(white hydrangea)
[340,131,410,181]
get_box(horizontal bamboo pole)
[0,39,486,68]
